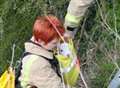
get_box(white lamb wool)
[59,42,72,57]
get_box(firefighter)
[64,0,94,38]
[18,15,65,88]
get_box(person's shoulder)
[22,54,39,62]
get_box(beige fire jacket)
[19,41,62,88]
[65,0,94,28]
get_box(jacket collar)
[24,41,53,59]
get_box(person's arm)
[64,0,94,38]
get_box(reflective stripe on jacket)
[65,0,94,28]
[55,40,80,86]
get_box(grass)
[0,0,120,87]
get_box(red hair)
[33,15,65,44]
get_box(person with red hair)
[18,15,65,88]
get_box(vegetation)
[0,0,120,88]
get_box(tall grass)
[0,0,120,87]
[76,0,120,88]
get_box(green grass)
[0,0,120,87]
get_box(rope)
[46,16,66,43]
[46,16,70,88]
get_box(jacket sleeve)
[64,0,94,28]
[28,56,62,88]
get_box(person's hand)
[64,26,78,40]
[64,30,75,39]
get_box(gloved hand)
[64,26,78,39]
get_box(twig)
[95,0,120,40]
[80,70,89,88]
[10,43,16,67]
